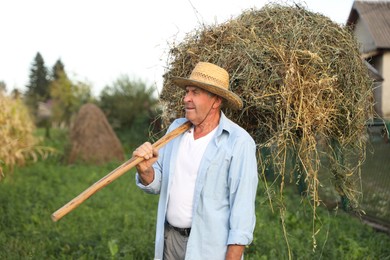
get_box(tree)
[36,58,66,138]
[51,59,65,81]
[24,53,51,137]
[26,52,50,103]
[0,81,6,94]
[11,88,21,99]
[99,76,158,133]
[50,63,93,127]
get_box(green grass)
[1,128,389,259]
[1,161,159,259]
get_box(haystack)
[161,3,374,220]
[68,103,125,165]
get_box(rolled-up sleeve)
[135,167,162,194]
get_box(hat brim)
[171,77,243,110]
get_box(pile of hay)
[161,3,374,219]
[0,95,55,179]
[68,103,125,165]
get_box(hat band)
[191,71,228,90]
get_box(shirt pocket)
[203,157,230,201]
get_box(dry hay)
[160,3,374,233]
[0,95,54,180]
[68,103,125,165]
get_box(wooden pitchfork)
[51,121,192,222]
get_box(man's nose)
[183,93,191,102]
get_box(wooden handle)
[51,121,192,222]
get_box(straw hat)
[171,62,243,110]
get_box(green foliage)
[25,52,50,107]
[0,128,157,259]
[24,54,94,131]
[50,71,93,126]
[49,59,94,127]
[51,59,65,81]
[0,160,157,259]
[99,75,158,132]
[1,128,389,259]
[0,81,6,93]
[248,186,390,259]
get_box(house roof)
[364,60,384,82]
[347,1,390,49]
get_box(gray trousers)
[163,223,189,260]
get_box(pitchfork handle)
[51,121,192,222]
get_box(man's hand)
[133,142,159,185]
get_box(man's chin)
[185,113,195,123]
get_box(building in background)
[347,0,390,121]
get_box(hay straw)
[160,3,374,247]
[68,103,125,165]
[0,94,55,179]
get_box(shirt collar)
[214,111,232,141]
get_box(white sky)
[0,0,354,96]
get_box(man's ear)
[213,96,223,108]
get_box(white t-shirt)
[166,126,217,228]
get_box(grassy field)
[1,129,390,259]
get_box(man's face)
[183,86,217,125]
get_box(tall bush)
[99,76,160,146]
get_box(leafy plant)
[108,239,119,258]
[99,75,158,131]
[0,94,56,179]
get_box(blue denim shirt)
[136,112,258,260]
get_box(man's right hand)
[132,142,159,185]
